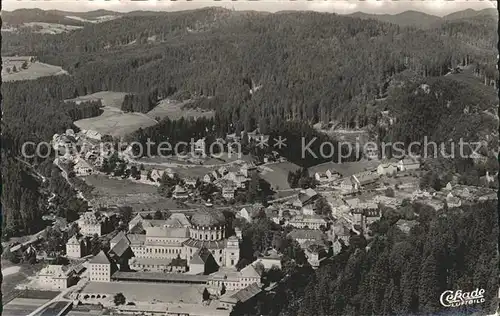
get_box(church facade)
[112,210,240,269]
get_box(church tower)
[225,236,240,267]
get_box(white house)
[397,157,420,172]
[222,186,236,200]
[204,173,215,183]
[254,249,282,270]
[287,215,327,230]
[185,178,197,188]
[38,265,71,290]
[377,163,398,176]
[240,163,257,177]
[287,229,325,246]
[77,211,108,236]
[172,185,189,200]
[194,138,206,157]
[73,158,93,176]
[66,235,86,258]
[309,162,341,183]
[208,264,261,294]
[238,205,263,223]
[88,251,114,282]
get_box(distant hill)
[2,8,86,26]
[443,8,498,21]
[1,8,122,26]
[349,10,441,29]
[349,8,498,29]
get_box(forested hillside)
[232,201,499,316]
[1,7,497,248]
[0,8,498,315]
[2,8,497,135]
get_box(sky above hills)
[3,0,497,17]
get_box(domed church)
[112,209,240,270]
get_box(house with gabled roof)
[397,157,421,171]
[38,265,72,290]
[254,248,282,270]
[109,238,134,271]
[172,185,189,199]
[287,229,325,246]
[308,162,342,183]
[189,247,219,275]
[377,162,398,176]
[88,250,116,282]
[208,264,261,294]
[218,283,262,310]
[66,235,88,258]
[185,177,198,188]
[304,243,329,269]
[204,173,216,183]
[237,204,264,223]
[128,213,147,231]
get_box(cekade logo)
[440,288,486,307]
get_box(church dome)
[191,209,226,227]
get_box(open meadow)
[259,161,301,190]
[74,107,158,138]
[83,174,182,211]
[71,95,215,138]
[2,57,68,82]
[65,91,129,108]
[146,99,215,121]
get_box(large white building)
[77,211,110,236]
[38,265,71,290]
[208,264,261,294]
[66,235,87,258]
[112,210,240,270]
[88,250,115,282]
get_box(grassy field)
[74,107,158,137]
[65,91,129,108]
[259,161,301,190]
[136,152,250,167]
[83,174,182,211]
[2,58,68,82]
[146,99,215,121]
[23,22,83,34]
[69,91,158,137]
[71,95,215,138]
[1,260,46,304]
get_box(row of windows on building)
[191,233,223,240]
[146,247,181,254]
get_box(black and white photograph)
[1,0,499,315]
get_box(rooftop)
[130,257,172,266]
[66,235,81,245]
[258,248,282,260]
[288,229,325,241]
[110,238,131,258]
[183,239,227,249]
[311,160,380,178]
[209,267,241,282]
[220,283,262,304]
[240,264,261,278]
[110,231,127,245]
[89,250,111,265]
[39,265,68,278]
[191,208,226,227]
[191,247,216,265]
[145,226,190,239]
